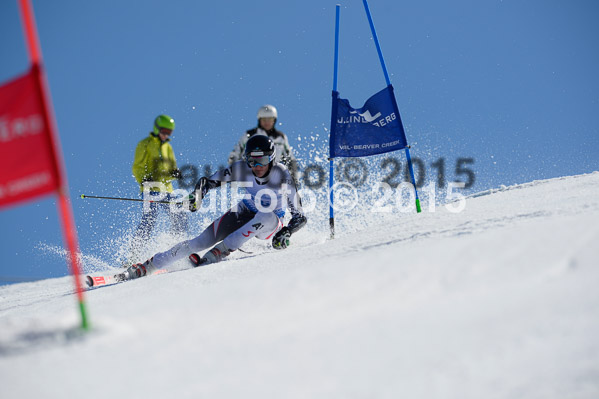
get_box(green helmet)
[153,114,175,135]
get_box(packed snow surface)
[1,172,599,398]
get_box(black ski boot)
[189,242,233,267]
[123,258,157,280]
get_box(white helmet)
[257,104,278,120]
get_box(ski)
[85,247,268,289]
[85,268,167,288]
[85,273,125,288]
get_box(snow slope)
[1,172,599,398]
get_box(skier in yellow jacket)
[129,115,187,262]
[132,115,180,192]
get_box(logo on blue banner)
[330,85,408,158]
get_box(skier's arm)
[227,148,239,165]
[286,171,304,219]
[285,192,307,234]
[132,141,148,185]
[288,213,307,234]
[282,134,296,163]
[272,213,307,250]
[187,176,220,212]
[167,145,181,179]
[195,176,220,198]
[278,133,298,179]
[189,163,244,211]
[228,133,249,165]
[272,173,307,249]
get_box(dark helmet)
[244,135,275,167]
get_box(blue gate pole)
[329,4,340,239]
[362,0,390,86]
[363,0,421,213]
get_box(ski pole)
[79,194,173,204]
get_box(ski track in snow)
[1,172,599,398]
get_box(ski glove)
[272,227,291,250]
[287,214,307,234]
[171,168,182,179]
[194,177,210,200]
[187,177,211,212]
[187,194,198,212]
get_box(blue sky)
[1,0,598,283]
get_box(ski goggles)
[246,155,272,167]
[158,128,172,136]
